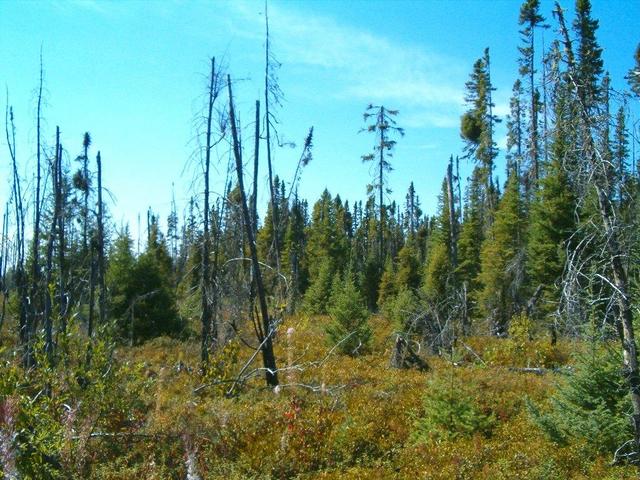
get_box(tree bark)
[200,57,216,365]
[30,58,43,338]
[96,151,106,326]
[44,127,61,363]
[264,3,281,275]
[228,75,279,387]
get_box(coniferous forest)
[1,0,640,478]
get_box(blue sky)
[1,0,638,242]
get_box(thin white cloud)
[225,1,468,129]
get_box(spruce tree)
[423,178,455,305]
[527,156,575,321]
[377,256,397,308]
[302,257,333,315]
[461,48,500,228]
[518,0,546,186]
[325,270,372,356]
[574,0,603,111]
[478,169,525,335]
[395,241,421,292]
[360,105,404,263]
[456,168,484,325]
[627,43,640,97]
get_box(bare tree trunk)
[228,75,279,387]
[529,23,538,184]
[0,205,9,337]
[30,57,44,339]
[252,100,260,235]
[6,103,28,366]
[555,3,640,454]
[82,134,91,256]
[264,2,281,275]
[247,100,261,331]
[596,185,640,455]
[446,156,458,268]
[378,106,385,262]
[200,57,218,365]
[96,151,106,326]
[56,140,67,336]
[44,127,61,363]
[87,233,96,339]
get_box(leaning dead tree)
[555,2,640,460]
[228,74,279,387]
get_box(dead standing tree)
[228,74,279,387]
[30,57,44,341]
[96,151,106,327]
[555,3,640,459]
[44,127,62,362]
[264,0,283,277]
[200,57,225,366]
[5,102,28,365]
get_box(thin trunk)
[486,50,496,215]
[201,57,216,365]
[248,101,260,327]
[228,75,279,387]
[44,127,61,363]
[446,157,458,268]
[96,151,105,325]
[88,235,95,339]
[82,133,90,256]
[456,156,463,223]
[57,140,67,335]
[0,206,8,336]
[529,23,538,183]
[6,103,28,365]
[378,106,385,262]
[264,2,281,274]
[31,58,43,337]
[252,100,260,235]
[542,31,549,166]
[597,184,640,455]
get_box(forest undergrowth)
[1,312,636,479]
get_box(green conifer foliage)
[395,241,421,292]
[574,0,603,110]
[628,43,640,97]
[107,229,136,328]
[325,270,372,356]
[529,344,632,455]
[527,157,575,319]
[478,170,525,334]
[423,179,455,302]
[377,256,397,308]
[302,257,333,315]
[107,227,181,343]
[457,168,485,322]
[304,190,348,283]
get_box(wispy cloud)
[225,1,468,129]
[53,0,120,17]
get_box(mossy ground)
[77,313,636,479]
